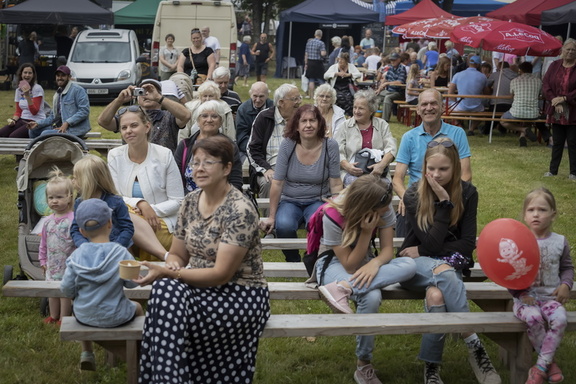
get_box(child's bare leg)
[130,213,167,260]
[60,298,72,318]
[133,301,144,316]
[48,297,60,320]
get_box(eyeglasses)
[198,113,220,119]
[118,105,146,116]
[427,140,455,149]
[170,53,173,60]
[284,96,302,102]
[191,160,223,169]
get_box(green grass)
[1,74,575,383]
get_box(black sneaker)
[525,126,538,142]
[468,340,502,384]
[424,362,444,384]
[519,137,527,147]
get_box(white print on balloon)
[496,238,533,280]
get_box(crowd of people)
[6,21,575,384]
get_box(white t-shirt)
[15,83,46,121]
[365,55,381,71]
[204,36,220,52]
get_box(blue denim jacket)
[32,82,91,138]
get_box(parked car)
[67,29,142,101]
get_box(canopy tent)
[486,0,574,25]
[384,0,455,26]
[274,0,379,77]
[390,0,508,21]
[114,0,162,25]
[0,0,113,25]
[541,2,576,25]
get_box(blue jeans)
[318,255,417,362]
[399,256,469,364]
[275,199,324,262]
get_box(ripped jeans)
[399,256,469,364]
[513,299,567,367]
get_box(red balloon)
[477,218,539,290]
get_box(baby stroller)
[3,134,88,290]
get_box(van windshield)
[71,42,132,63]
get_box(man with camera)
[98,79,191,152]
[28,65,91,138]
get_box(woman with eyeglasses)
[397,138,501,384]
[313,84,345,138]
[334,88,397,187]
[315,174,416,384]
[323,52,362,117]
[177,28,216,84]
[136,135,269,384]
[175,99,242,194]
[159,33,180,81]
[107,106,184,261]
[179,80,235,142]
[260,104,343,262]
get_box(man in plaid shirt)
[304,29,327,99]
[500,61,545,147]
[375,52,407,122]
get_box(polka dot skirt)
[139,278,270,383]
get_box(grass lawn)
[0,73,575,383]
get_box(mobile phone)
[19,80,29,90]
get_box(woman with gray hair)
[328,36,342,66]
[180,80,235,141]
[314,83,346,137]
[334,89,397,186]
[324,52,362,117]
[175,99,243,193]
[237,35,252,87]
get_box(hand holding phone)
[19,80,30,93]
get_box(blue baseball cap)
[470,55,481,65]
[76,198,112,231]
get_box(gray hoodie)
[61,242,137,327]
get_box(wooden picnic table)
[442,94,512,115]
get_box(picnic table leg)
[126,340,139,384]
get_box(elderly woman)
[237,35,252,87]
[324,52,362,117]
[328,36,342,66]
[0,63,45,138]
[260,104,343,262]
[107,106,184,261]
[543,38,576,180]
[177,27,216,84]
[334,89,397,187]
[180,80,235,141]
[314,84,346,137]
[175,100,242,193]
[136,135,269,383]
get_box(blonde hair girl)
[316,174,417,383]
[39,166,75,324]
[70,154,134,249]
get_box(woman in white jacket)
[324,52,362,116]
[108,105,184,261]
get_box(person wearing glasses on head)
[393,88,472,238]
[397,138,501,384]
[177,28,216,84]
[159,33,180,81]
[135,135,269,384]
[314,174,416,384]
[334,88,397,188]
[247,84,302,201]
[175,100,243,194]
[107,105,184,262]
[97,78,191,153]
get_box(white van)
[151,0,237,77]
[67,29,142,100]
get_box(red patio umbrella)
[450,20,562,142]
[393,16,496,40]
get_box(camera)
[132,87,146,96]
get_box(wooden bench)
[0,136,122,157]
[58,308,576,384]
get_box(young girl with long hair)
[70,154,134,248]
[398,138,501,384]
[39,167,75,325]
[316,174,416,384]
[513,188,573,384]
[405,63,422,105]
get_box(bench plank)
[0,137,122,156]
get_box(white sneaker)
[354,364,382,384]
[467,340,501,384]
[318,282,353,314]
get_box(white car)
[67,29,142,101]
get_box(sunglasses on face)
[427,140,455,149]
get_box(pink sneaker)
[547,362,563,383]
[318,282,353,314]
[525,366,546,384]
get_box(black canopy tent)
[274,0,379,78]
[0,0,114,25]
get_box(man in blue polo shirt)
[393,88,472,236]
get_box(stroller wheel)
[3,265,13,286]
[40,297,49,317]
